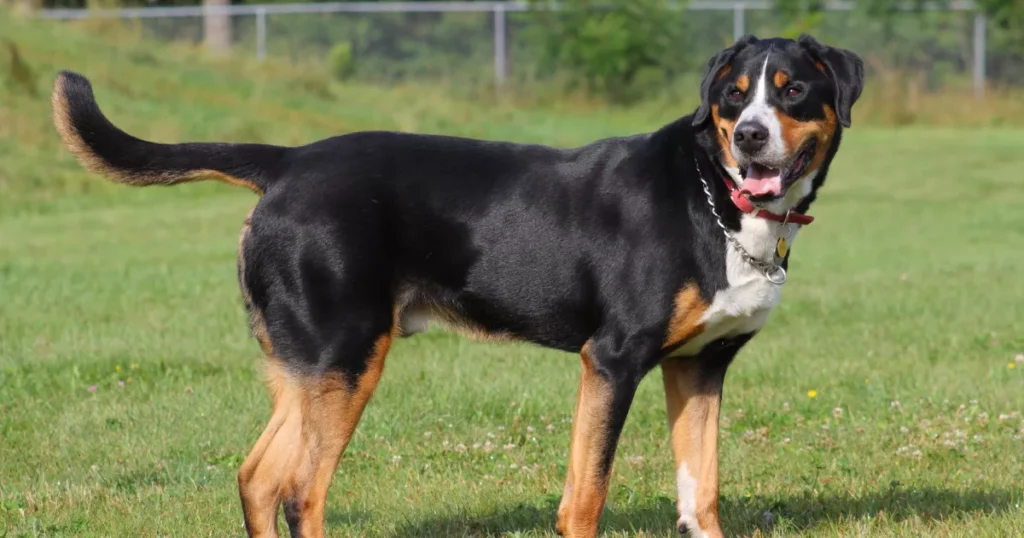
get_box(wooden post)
[203,0,232,54]
[4,0,40,17]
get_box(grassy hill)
[2,10,1024,537]
[0,10,687,215]
[3,9,1024,211]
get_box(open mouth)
[739,140,817,202]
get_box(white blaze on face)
[731,50,786,166]
[676,463,709,538]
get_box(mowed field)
[2,12,1024,538]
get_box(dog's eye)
[786,86,802,98]
[728,89,744,102]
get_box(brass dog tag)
[776,237,788,259]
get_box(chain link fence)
[40,1,1010,98]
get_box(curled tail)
[51,71,287,195]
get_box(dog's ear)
[692,35,757,127]
[797,34,864,128]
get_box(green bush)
[327,42,355,81]
[530,0,684,103]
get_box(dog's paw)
[677,517,705,537]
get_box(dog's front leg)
[660,345,739,538]
[556,336,659,538]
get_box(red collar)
[721,175,815,225]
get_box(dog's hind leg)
[279,333,392,538]
[237,332,392,538]
[238,360,304,537]
[234,195,401,537]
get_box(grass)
[3,9,1024,538]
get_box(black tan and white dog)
[51,34,863,538]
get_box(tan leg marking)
[661,358,725,538]
[238,360,303,538]
[556,368,586,531]
[663,285,709,350]
[238,335,393,538]
[284,335,392,538]
[556,344,617,538]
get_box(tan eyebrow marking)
[715,64,731,80]
[773,70,790,88]
[735,75,749,92]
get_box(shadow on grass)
[383,497,672,537]
[381,486,1020,537]
[325,509,374,527]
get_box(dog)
[52,34,862,538]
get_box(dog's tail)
[51,71,287,195]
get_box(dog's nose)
[734,121,768,154]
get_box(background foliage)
[528,0,684,103]
[23,0,1024,104]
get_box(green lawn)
[3,11,1024,538]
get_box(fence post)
[973,12,986,99]
[203,0,232,54]
[733,3,745,42]
[493,4,507,90]
[256,7,267,62]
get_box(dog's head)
[694,35,864,212]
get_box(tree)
[978,0,1024,51]
[529,0,685,103]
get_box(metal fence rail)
[40,1,991,97]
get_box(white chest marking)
[672,215,800,357]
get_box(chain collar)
[693,158,788,285]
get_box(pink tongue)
[740,166,783,197]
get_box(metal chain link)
[693,158,787,285]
